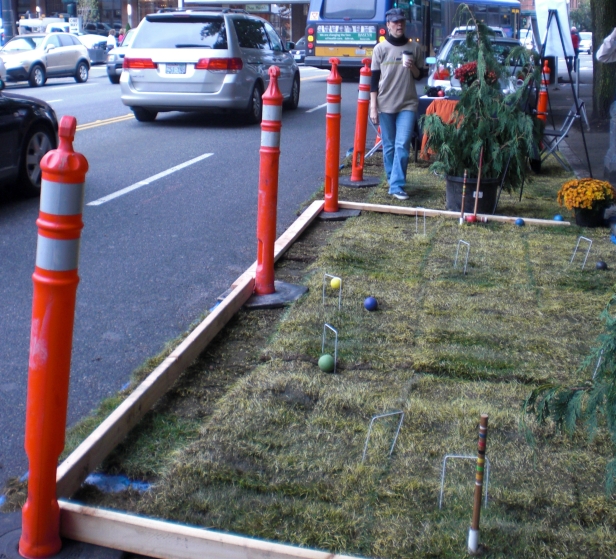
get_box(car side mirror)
[46,44,56,51]
[0,79,4,91]
[287,41,295,50]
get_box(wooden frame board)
[59,500,362,559]
[337,201,571,226]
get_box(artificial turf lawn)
[9,157,616,558]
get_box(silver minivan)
[120,10,300,123]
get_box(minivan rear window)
[133,18,228,49]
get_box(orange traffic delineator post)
[247,67,308,308]
[339,58,380,188]
[537,59,550,123]
[254,66,284,296]
[323,57,342,213]
[320,58,360,222]
[20,115,88,559]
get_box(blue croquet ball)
[596,260,608,271]
[554,214,564,221]
[364,296,378,311]
[318,354,335,373]
[515,218,525,227]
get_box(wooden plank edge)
[232,199,325,287]
[338,201,571,226]
[56,276,255,498]
[59,500,361,559]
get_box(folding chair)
[539,102,583,172]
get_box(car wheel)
[28,65,46,88]
[18,126,55,197]
[75,61,89,83]
[109,74,120,84]
[283,73,300,110]
[246,83,263,125]
[132,107,158,122]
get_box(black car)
[0,80,58,196]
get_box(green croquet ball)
[318,354,335,373]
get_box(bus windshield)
[322,0,377,19]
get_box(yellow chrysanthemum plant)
[557,178,616,211]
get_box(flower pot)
[445,175,501,215]
[574,207,606,228]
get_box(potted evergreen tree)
[421,18,541,214]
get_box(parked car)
[519,28,535,50]
[290,36,306,63]
[77,33,108,64]
[0,79,58,195]
[450,26,506,37]
[427,36,522,94]
[106,28,135,83]
[0,57,5,83]
[84,22,112,36]
[579,31,592,54]
[0,33,90,87]
[120,10,300,123]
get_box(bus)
[304,0,425,70]
[304,0,520,69]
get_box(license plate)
[355,49,366,55]
[294,54,301,60]
[166,63,186,75]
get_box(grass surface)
[7,155,616,558]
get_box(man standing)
[570,27,580,68]
[370,8,424,200]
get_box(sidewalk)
[547,59,610,181]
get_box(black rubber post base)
[338,176,381,188]
[244,281,308,310]
[0,511,124,559]
[318,209,361,221]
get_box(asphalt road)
[0,64,367,492]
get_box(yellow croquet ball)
[330,277,341,289]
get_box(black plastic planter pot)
[445,175,501,214]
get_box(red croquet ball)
[437,90,445,97]
[465,215,477,223]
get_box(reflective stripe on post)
[350,58,372,182]
[324,57,341,213]
[20,115,88,559]
[255,66,283,296]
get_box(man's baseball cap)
[386,8,406,22]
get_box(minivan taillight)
[123,58,157,69]
[195,57,243,73]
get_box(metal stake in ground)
[454,240,471,275]
[468,414,489,555]
[339,58,380,188]
[362,411,404,464]
[20,115,88,558]
[570,236,593,270]
[246,67,307,309]
[472,147,484,219]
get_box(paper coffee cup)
[402,51,414,65]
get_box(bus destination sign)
[316,25,376,43]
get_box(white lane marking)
[46,99,63,103]
[306,103,327,113]
[44,83,96,91]
[87,153,214,206]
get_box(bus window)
[322,0,377,19]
